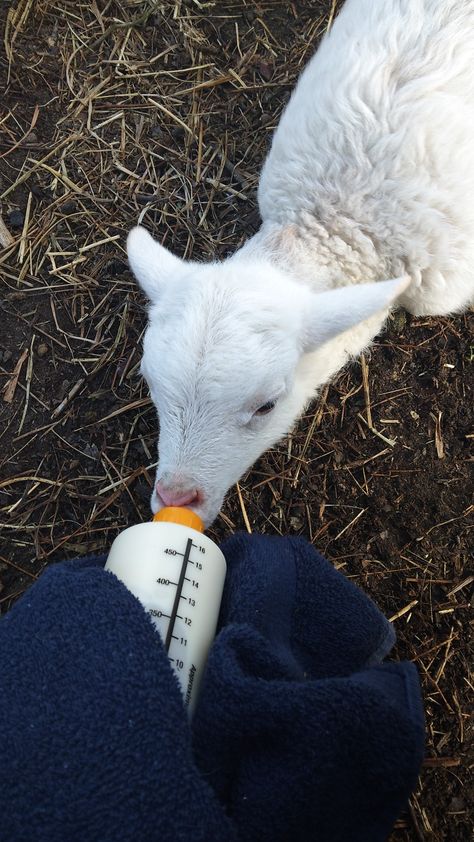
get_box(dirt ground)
[0,1,472,839]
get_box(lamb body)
[128,0,474,526]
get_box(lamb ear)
[127,226,184,301]
[303,276,410,351]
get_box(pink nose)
[155,481,199,508]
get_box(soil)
[0,2,472,840]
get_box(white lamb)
[128,0,474,527]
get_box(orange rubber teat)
[153,506,204,533]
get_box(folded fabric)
[0,533,424,842]
[194,534,425,842]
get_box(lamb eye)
[255,400,276,416]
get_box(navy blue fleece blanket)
[0,533,424,842]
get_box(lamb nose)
[155,482,199,508]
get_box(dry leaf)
[434,411,444,459]
[3,348,28,403]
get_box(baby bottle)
[104,507,226,716]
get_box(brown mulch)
[0,2,472,840]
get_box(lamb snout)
[154,476,202,509]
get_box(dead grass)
[0,2,473,840]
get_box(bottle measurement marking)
[164,538,194,652]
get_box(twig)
[236,482,252,533]
[389,600,418,622]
